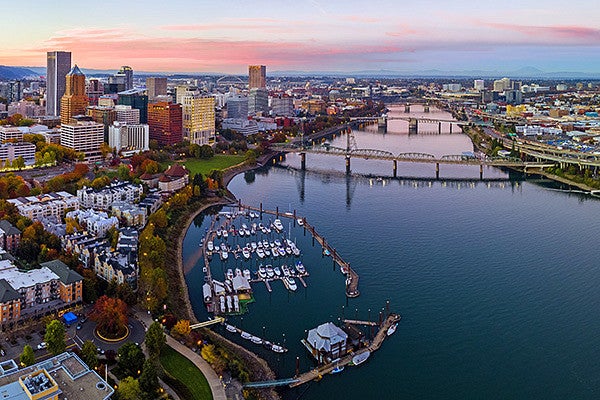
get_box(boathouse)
[305,322,348,363]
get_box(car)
[76,324,82,330]
[96,347,105,355]
[37,342,47,350]
[80,317,87,324]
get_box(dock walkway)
[239,203,360,298]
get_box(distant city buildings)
[248,88,269,116]
[474,79,485,91]
[226,96,248,119]
[86,78,104,106]
[270,95,294,117]
[146,77,168,101]
[117,89,148,123]
[46,51,71,116]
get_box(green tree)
[199,144,214,159]
[118,342,145,378]
[44,320,66,355]
[139,359,159,398]
[144,322,166,359]
[117,164,132,181]
[117,376,141,400]
[80,340,98,369]
[116,282,137,306]
[20,344,35,366]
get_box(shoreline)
[173,157,281,399]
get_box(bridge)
[190,317,224,330]
[350,115,467,134]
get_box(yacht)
[222,230,229,239]
[271,248,279,258]
[295,261,306,274]
[266,266,275,279]
[278,247,286,257]
[244,228,251,236]
[250,336,263,345]
[284,276,297,291]
[262,239,269,248]
[274,239,282,247]
[285,246,293,256]
[387,323,398,336]
[240,331,252,340]
[258,265,267,279]
[264,248,271,257]
[351,351,370,366]
[238,229,245,237]
[292,246,301,257]
[221,250,229,261]
[243,269,252,280]
[281,265,290,277]
[219,296,225,313]
[273,219,284,232]
[273,266,282,277]
[225,324,237,333]
[242,248,251,260]
[256,248,265,259]
[226,296,233,312]
[207,241,214,252]
[216,229,222,238]
[271,344,285,353]
[220,242,228,252]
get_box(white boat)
[226,295,233,311]
[265,226,272,234]
[330,365,344,374]
[250,242,257,251]
[273,266,281,277]
[256,248,265,259]
[295,261,306,274]
[242,248,251,260]
[244,229,251,236]
[271,248,278,258]
[238,229,245,237]
[351,351,370,366]
[258,265,267,279]
[222,230,228,239]
[219,296,225,313]
[271,344,285,353]
[241,223,248,231]
[266,266,274,279]
[273,219,284,232]
[285,247,293,256]
[235,268,242,277]
[283,276,297,291]
[262,240,269,248]
[233,296,239,312]
[240,331,252,340]
[225,324,237,333]
[221,250,229,261]
[274,239,282,247]
[278,247,286,257]
[207,241,214,251]
[281,265,290,276]
[297,218,304,226]
[292,246,301,257]
[220,242,228,251]
[250,336,263,345]
[387,323,398,336]
[216,229,222,238]
[226,269,234,280]
[264,248,271,257]
[243,269,252,280]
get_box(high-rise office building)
[108,122,149,154]
[227,96,248,119]
[60,65,88,125]
[271,95,294,117]
[248,88,269,116]
[182,96,215,146]
[86,79,104,106]
[147,102,182,146]
[60,121,104,162]
[46,51,71,116]
[474,79,485,91]
[118,66,134,90]
[248,65,266,89]
[146,77,167,101]
[118,89,148,123]
[114,105,140,124]
[7,81,21,103]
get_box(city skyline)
[1,0,600,74]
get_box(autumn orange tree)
[90,295,129,339]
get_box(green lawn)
[160,345,213,400]
[182,155,245,176]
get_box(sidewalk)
[136,309,227,400]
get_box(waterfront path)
[136,309,227,400]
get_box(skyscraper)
[117,66,134,91]
[118,89,148,123]
[147,102,182,146]
[60,65,89,125]
[46,51,71,116]
[227,96,248,119]
[248,88,268,116]
[146,77,167,101]
[248,65,266,89]
[182,96,215,146]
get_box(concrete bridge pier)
[300,152,306,170]
[424,105,430,113]
[450,123,453,134]
[404,105,411,113]
[435,163,440,179]
[479,164,484,180]
[345,155,351,174]
[438,122,442,134]
[393,160,397,177]
[408,118,418,134]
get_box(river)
[183,105,600,399]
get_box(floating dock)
[238,203,360,298]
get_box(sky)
[1,0,599,74]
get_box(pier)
[238,203,360,298]
[289,313,401,388]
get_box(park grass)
[181,155,245,176]
[160,345,213,400]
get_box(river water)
[183,105,600,399]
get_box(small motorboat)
[256,248,265,259]
[295,261,306,274]
[258,265,267,279]
[243,269,252,280]
[222,230,228,239]
[221,250,229,261]
[387,323,398,336]
[330,365,344,374]
[226,269,234,280]
[284,276,297,291]
[266,266,275,279]
[273,219,284,232]
[242,248,251,260]
[323,248,331,257]
[225,324,237,333]
[241,331,252,340]
[297,218,304,226]
[273,266,281,277]
[207,241,214,252]
[216,229,222,238]
[250,336,263,345]
[271,344,285,353]
[264,248,271,257]
[351,351,370,366]
[278,247,286,257]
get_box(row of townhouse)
[77,181,143,210]
[8,192,79,222]
[0,252,82,325]
[65,209,119,237]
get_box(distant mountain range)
[2,65,599,80]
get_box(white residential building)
[77,181,143,210]
[7,192,79,222]
[66,209,119,237]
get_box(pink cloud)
[479,22,600,44]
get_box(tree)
[117,376,141,400]
[116,282,137,306]
[80,340,98,369]
[144,322,166,359]
[139,359,159,398]
[171,319,191,339]
[118,342,145,378]
[199,144,214,159]
[44,320,66,355]
[20,344,35,366]
[117,164,132,181]
[90,295,128,339]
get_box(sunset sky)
[1,0,599,74]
